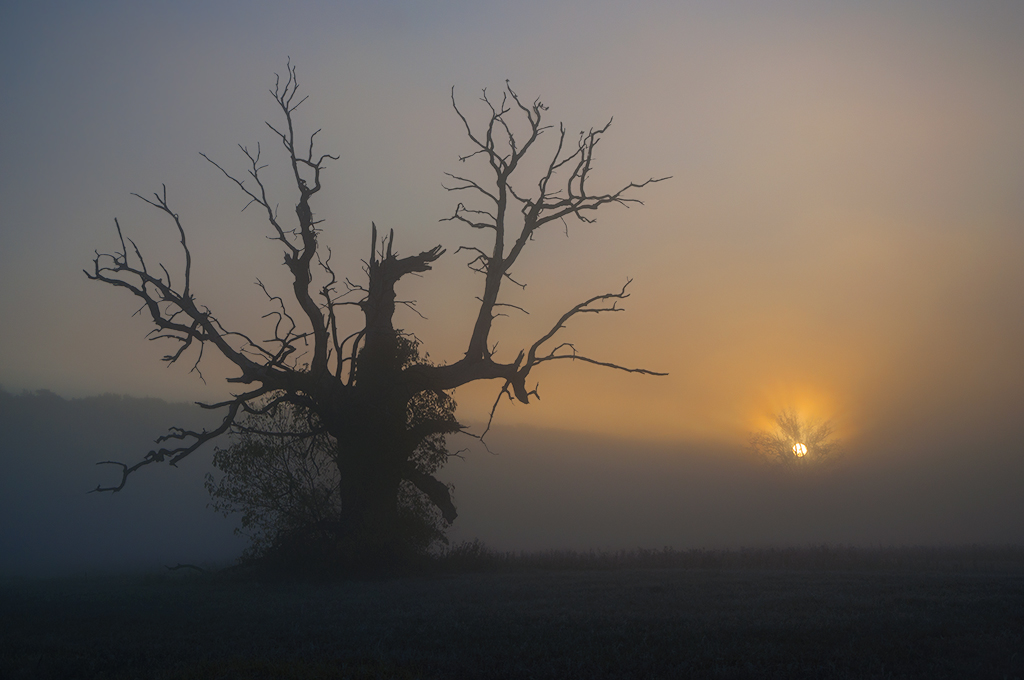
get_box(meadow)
[2,546,1022,679]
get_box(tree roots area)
[2,547,1023,680]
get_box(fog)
[3,390,1021,578]
[447,422,1024,551]
[0,391,244,578]
[1,1,1023,576]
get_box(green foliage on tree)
[206,337,457,568]
[88,62,665,569]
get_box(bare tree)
[206,369,452,565]
[87,64,668,559]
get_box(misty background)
[2,1,1023,577]
[2,388,1021,578]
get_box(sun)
[749,408,842,466]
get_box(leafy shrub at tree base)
[205,344,455,575]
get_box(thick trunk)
[326,385,414,562]
[336,444,402,533]
[312,231,452,565]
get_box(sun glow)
[750,407,842,467]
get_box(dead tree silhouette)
[87,63,668,562]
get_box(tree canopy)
[88,63,667,564]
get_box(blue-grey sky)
[2,1,1023,561]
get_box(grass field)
[2,546,1023,679]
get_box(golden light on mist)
[747,388,847,442]
[750,407,842,466]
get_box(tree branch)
[91,386,272,493]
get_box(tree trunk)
[327,374,415,564]
[336,444,400,527]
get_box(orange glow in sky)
[1,0,1022,457]
[1,0,1023,561]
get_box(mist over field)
[4,9,1024,680]
[446,422,1024,551]
[0,390,242,578]
[1,1,1023,579]
[3,389,1021,578]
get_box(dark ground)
[2,547,1022,679]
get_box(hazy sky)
[2,1,1023,557]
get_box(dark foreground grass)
[2,546,1023,679]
